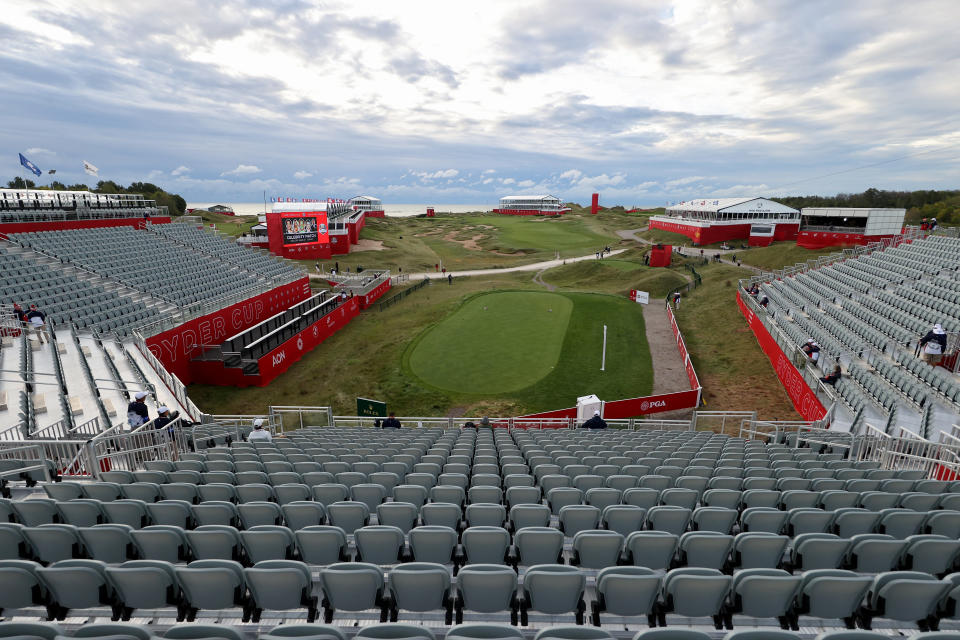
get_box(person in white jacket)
[247,418,272,442]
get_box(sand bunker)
[443,230,488,251]
[351,239,385,252]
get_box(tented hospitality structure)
[495,195,570,216]
[649,197,800,246]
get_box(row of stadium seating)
[5,504,960,572]
[0,623,955,640]
[11,226,302,308]
[4,555,960,630]
[0,247,162,336]
[149,223,300,282]
[754,232,960,427]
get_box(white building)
[649,197,800,246]
[349,195,384,217]
[797,207,906,248]
[495,195,570,216]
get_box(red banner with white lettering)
[736,290,826,420]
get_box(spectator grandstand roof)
[667,197,799,214]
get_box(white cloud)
[293,170,313,179]
[171,165,191,176]
[2,2,959,203]
[220,164,262,177]
[25,147,56,157]
[665,176,711,188]
[517,179,535,187]
[412,168,459,180]
[501,178,516,185]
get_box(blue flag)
[18,153,41,177]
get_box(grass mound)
[407,291,573,394]
[542,261,689,298]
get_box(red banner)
[146,277,311,383]
[255,298,359,384]
[736,290,826,420]
[0,216,171,235]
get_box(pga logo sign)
[640,399,667,412]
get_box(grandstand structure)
[0,190,366,436]
[741,228,960,438]
[0,189,166,230]
[494,196,571,217]
[3,189,960,640]
[3,412,960,640]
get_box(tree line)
[772,188,960,225]
[5,176,187,215]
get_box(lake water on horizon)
[187,203,493,217]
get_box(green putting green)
[408,291,573,394]
[406,290,653,407]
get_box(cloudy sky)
[2,0,959,205]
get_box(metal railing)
[88,417,185,474]
[0,437,98,478]
[375,277,429,312]
[691,410,757,435]
[268,406,333,433]
[0,443,52,483]
[268,410,759,433]
[853,422,960,478]
[131,330,203,423]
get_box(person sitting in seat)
[820,364,842,386]
[247,418,272,442]
[581,410,608,429]
[800,339,820,364]
[382,412,402,429]
[154,406,179,434]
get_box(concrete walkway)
[306,248,629,282]
[616,226,764,274]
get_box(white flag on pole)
[83,160,99,177]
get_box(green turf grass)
[515,292,653,411]
[407,291,573,394]
[403,290,653,411]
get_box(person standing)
[919,324,947,365]
[127,391,150,429]
[448,273,453,285]
[247,418,273,442]
[25,304,47,344]
[382,412,402,429]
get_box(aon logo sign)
[272,351,286,367]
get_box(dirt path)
[617,226,764,273]
[642,303,691,395]
[532,268,556,291]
